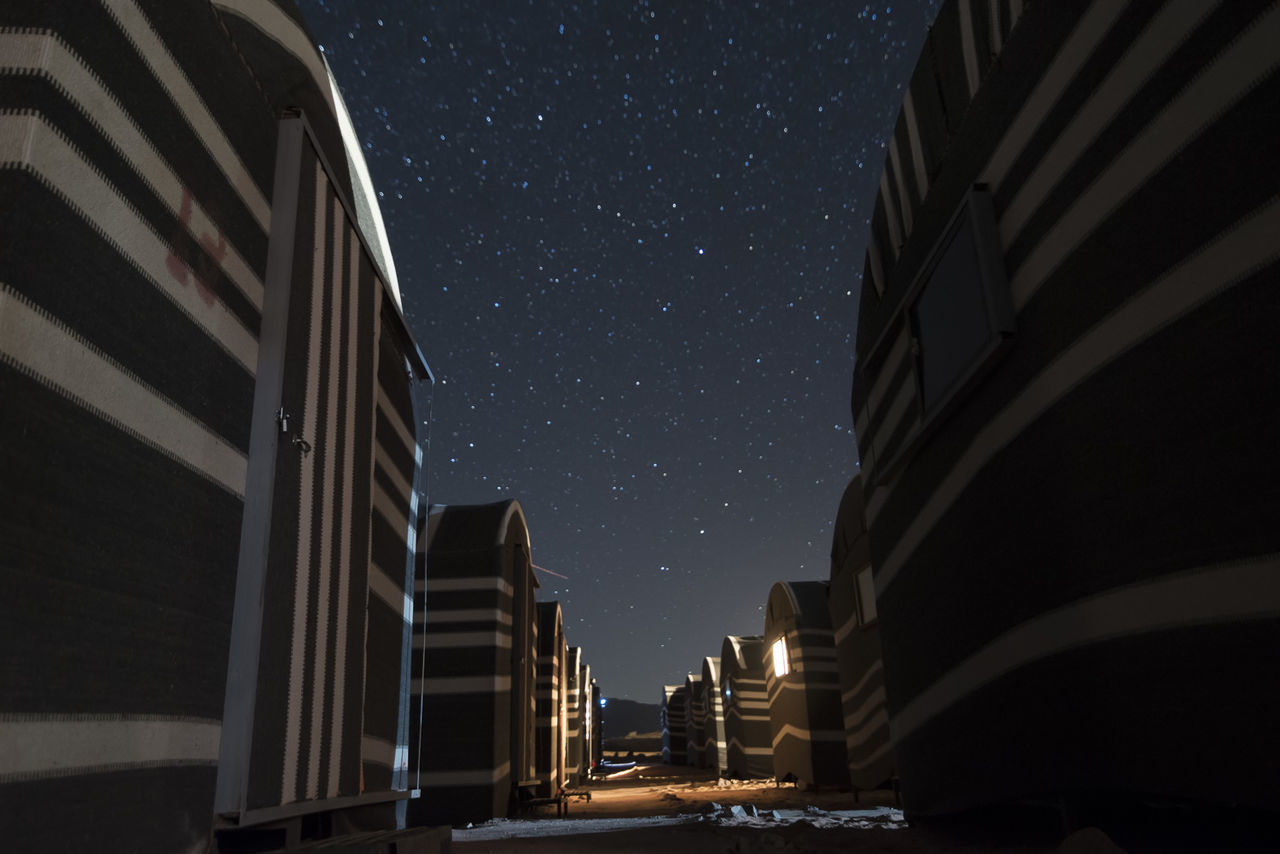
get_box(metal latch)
[278,408,311,454]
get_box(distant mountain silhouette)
[601,698,660,736]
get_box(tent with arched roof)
[828,475,893,792]
[590,680,603,766]
[565,646,584,784]
[535,600,567,796]
[0,1,432,848]
[684,673,704,766]
[661,684,687,765]
[848,0,1280,820]
[700,656,728,774]
[720,635,772,778]
[763,581,849,789]
[411,500,539,825]
[579,660,595,775]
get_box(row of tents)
[660,475,891,793]
[659,0,1280,826]
[840,0,1280,823]
[0,2,593,850]
[413,501,604,827]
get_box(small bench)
[514,784,592,817]
[514,780,563,817]
[560,789,592,815]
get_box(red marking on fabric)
[166,187,227,307]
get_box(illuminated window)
[771,636,789,678]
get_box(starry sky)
[294,0,938,703]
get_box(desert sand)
[450,762,1280,853]
[450,764,1088,854]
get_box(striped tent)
[564,647,583,785]
[411,501,539,826]
[589,680,603,767]
[557,633,569,786]
[0,1,429,850]
[408,508,430,805]
[700,657,728,775]
[720,635,773,779]
[763,582,850,789]
[660,685,683,765]
[579,660,594,775]
[534,601,567,796]
[683,673,704,767]
[828,475,893,791]
[851,0,1280,817]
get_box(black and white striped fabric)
[564,646,583,784]
[411,501,540,826]
[827,476,893,791]
[0,0,264,843]
[660,684,687,766]
[408,500,429,794]
[534,601,566,796]
[762,582,850,789]
[556,638,568,786]
[699,657,727,774]
[1,0,426,848]
[360,299,422,794]
[579,662,594,773]
[244,131,384,812]
[852,0,1280,816]
[589,681,602,768]
[719,636,773,779]
[658,686,672,764]
[682,673,704,767]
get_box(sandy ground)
[557,763,902,819]
[450,764,1086,854]
[449,763,1280,853]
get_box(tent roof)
[765,580,833,638]
[830,474,869,573]
[426,500,530,553]
[720,635,765,679]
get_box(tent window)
[859,189,1012,483]
[908,189,1013,418]
[771,637,790,678]
[856,566,877,625]
[912,210,990,411]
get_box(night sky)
[295,0,938,702]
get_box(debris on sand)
[452,805,908,843]
[697,803,908,830]
[453,815,688,841]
